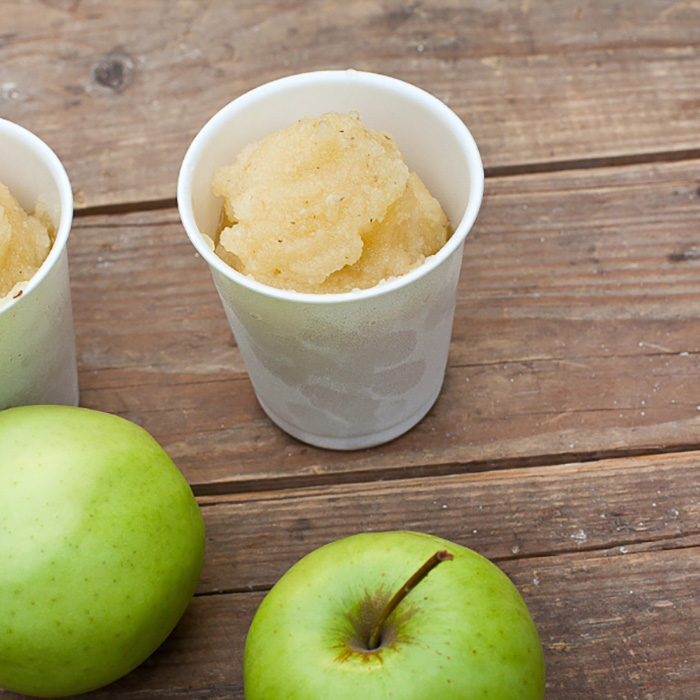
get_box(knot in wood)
[93,51,134,92]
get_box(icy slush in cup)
[0,118,78,409]
[178,70,483,449]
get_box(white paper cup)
[178,70,483,449]
[0,119,78,410]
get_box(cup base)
[256,382,443,451]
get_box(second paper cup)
[178,70,483,450]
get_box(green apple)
[244,531,545,700]
[0,405,206,697]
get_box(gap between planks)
[70,148,700,218]
[192,535,700,598]
[190,450,700,595]
[189,442,700,497]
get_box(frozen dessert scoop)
[212,111,451,293]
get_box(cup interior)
[0,118,73,307]
[178,70,483,301]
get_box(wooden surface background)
[2,1,700,698]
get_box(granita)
[0,181,53,305]
[211,111,450,294]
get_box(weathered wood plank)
[3,3,699,699]
[7,547,695,699]
[2,447,698,698]
[69,160,700,487]
[76,353,700,489]
[2,0,700,207]
[194,451,700,595]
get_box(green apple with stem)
[244,531,545,700]
[0,405,206,697]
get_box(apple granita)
[211,111,451,293]
[0,180,53,304]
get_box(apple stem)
[366,549,454,650]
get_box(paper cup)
[178,70,483,449]
[0,119,78,410]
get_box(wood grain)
[2,0,700,207]
[6,450,693,699]
[18,510,697,699]
[68,159,700,489]
[195,451,700,594]
[3,4,700,699]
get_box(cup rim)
[177,69,484,304]
[0,118,74,313]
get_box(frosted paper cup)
[178,70,483,449]
[0,119,78,409]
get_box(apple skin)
[0,405,206,698]
[244,531,545,700]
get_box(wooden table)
[2,2,700,697]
